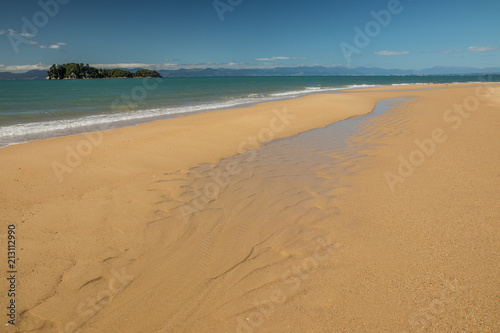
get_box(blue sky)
[1,0,499,72]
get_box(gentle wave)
[0,85,356,147]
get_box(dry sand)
[0,83,499,332]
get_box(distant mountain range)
[1,66,499,80]
[0,70,49,80]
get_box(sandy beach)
[1,83,499,332]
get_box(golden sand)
[0,83,499,332]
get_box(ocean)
[0,75,498,147]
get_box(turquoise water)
[0,75,497,147]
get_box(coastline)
[1,83,499,332]
[0,84,364,149]
[1,78,498,149]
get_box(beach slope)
[0,83,499,332]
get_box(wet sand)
[0,83,499,332]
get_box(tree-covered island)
[46,63,162,80]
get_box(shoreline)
[1,81,497,149]
[0,86,347,149]
[1,83,499,331]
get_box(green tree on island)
[133,69,162,78]
[46,63,161,80]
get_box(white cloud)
[255,56,307,61]
[374,50,410,56]
[36,42,66,49]
[0,62,50,73]
[467,46,500,52]
[8,28,35,37]
[0,30,6,35]
[437,46,499,54]
[255,56,290,61]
